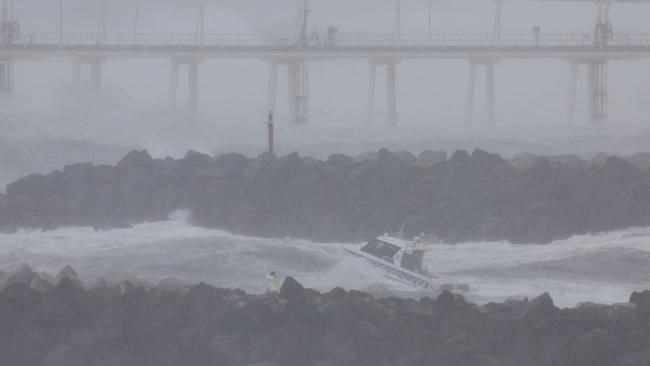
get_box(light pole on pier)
[134,0,140,41]
[1,0,7,26]
[298,0,311,46]
[98,0,107,45]
[493,0,505,46]
[59,0,63,47]
[394,0,402,41]
[194,0,205,46]
[428,0,432,43]
[1,0,15,94]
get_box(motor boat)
[345,235,469,292]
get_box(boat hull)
[345,247,468,292]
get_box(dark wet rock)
[30,271,58,293]
[210,333,249,365]
[352,320,387,364]
[248,323,319,364]
[311,361,343,366]
[626,153,650,172]
[278,301,323,330]
[510,152,539,172]
[426,332,502,366]
[39,345,85,366]
[279,277,306,303]
[549,154,587,168]
[590,152,609,166]
[116,150,154,170]
[568,328,621,366]
[615,347,650,366]
[6,173,46,197]
[0,193,17,233]
[4,148,650,244]
[630,290,650,308]
[327,153,354,169]
[4,263,35,288]
[416,150,447,170]
[57,265,81,286]
[0,269,648,366]
[318,330,357,362]
[524,292,558,324]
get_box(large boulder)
[280,277,306,303]
[630,290,650,308]
[6,173,46,197]
[39,345,85,366]
[614,347,650,366]
[416,150,447,170]
[426,332,503,366]
[248,323,320,364]
[210,333,249,365]
[523,293,558,325]
[352,320,386,364]
[318,330,357,362]
[511,152,538,172]
[567,328,620,366]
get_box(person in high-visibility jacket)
[266,271,280,295]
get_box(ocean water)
[0,210,648,308]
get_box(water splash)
[1,211,649,307]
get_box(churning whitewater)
[0,210,648,308]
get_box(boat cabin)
[360,236,425,272]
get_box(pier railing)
[4,32,650,49]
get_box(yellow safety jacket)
[266,274,280,294]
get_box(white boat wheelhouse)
[360,235,431,273]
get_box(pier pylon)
[0,60,13,95]
[588,59,607,126]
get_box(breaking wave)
[1,210,649,307]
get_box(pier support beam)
[169,59,179,111]
[366,62,377,125]
[71,58,103,95]
[589,59,607,126]
[287,59,308,125]
[387,61,398,126]
[267,58,309,126]
[267,61,279,113]
[587,62,595,125]
[466,60,477,125]
[367,58,399,126]
[168,58,201,125]
[568,60,578,124]
[90,60,102,93]
[465,58,498,126]
[486,62,496,126]
[287,61,298,125]
[72,60,82,87]
[188,60,199,125]
[571,58,608,126]
[0,60,14,96]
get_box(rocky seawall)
[2,149,650,243]
[0,265,649,366]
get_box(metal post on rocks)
[267,111,275,154]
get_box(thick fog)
[2,0,650,186]
[5,6,650,363]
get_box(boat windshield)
[401,250,425,272]
[361,239,401,263]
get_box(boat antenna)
[398,223,406,239]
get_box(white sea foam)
[0,211,649,307]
